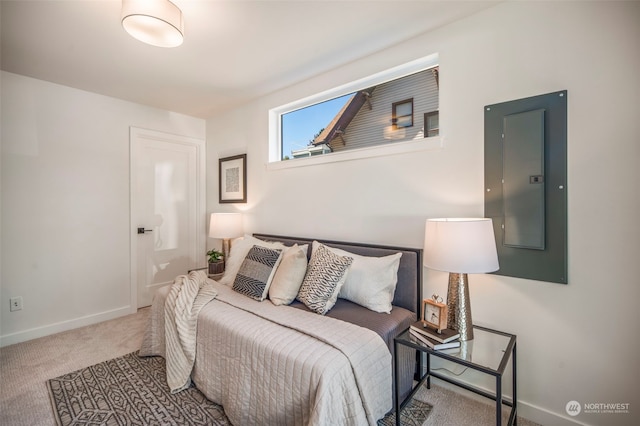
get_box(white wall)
[0,71,206,346]
[206,2,640,426]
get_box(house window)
[424,111,439,137]
[269,54,440,166]
[392,99,413,129]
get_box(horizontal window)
[269,54,440,166]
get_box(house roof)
[312,87,376,147]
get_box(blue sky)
[281,94,352,159]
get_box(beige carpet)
[0,309,149,425]
[1,308,540,425]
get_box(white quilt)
[140,279,392,425]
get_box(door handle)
[137,227,153,234]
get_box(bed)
[140,233,422,425]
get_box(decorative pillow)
[297,242,353,315]
[219,235,286,286]
[269,244,309,306]
[324,246,402,314]
[232,245,283,301]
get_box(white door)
[130,127,205,308]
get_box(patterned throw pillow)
[220,235,286,286]
[297,242,353,315]
[232,245,283,301]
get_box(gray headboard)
[253,234,423,315]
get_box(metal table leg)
[394,340,400,426]
[496,375,502,426]
[513,342,518,425]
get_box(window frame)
[392,98,414,129]
[268,54,441,170]
[424,110,440,137]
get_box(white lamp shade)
[122,0,184,48]
[424,218,499,273]
[209,213,243,239]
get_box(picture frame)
[422,298,448,333]
[219,154,247,203]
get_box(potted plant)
[207,248,225,275]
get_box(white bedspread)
[140,279,392,425]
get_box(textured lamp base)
[446,273,474,341]
[222,238,231,262]
[222,238,231,269]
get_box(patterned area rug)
[47,352,228,425]
[48,351,432,425]
[379,399,433,426]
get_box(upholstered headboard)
[252,234,423,316]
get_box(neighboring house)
[292,67,439,158]
[291,143,331,158]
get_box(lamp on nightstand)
[208,213,243,266]
[423,218,499,341]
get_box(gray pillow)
[232,245,283,301]
[297,242,353,315]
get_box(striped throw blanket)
[164,270,217,393]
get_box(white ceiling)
[1,0,498,118]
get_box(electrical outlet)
[10,296,23,312]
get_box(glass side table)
[394,325,517,426]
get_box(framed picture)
[219,154,247,203]
[422,297,448,332]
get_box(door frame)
[129,127,206,312]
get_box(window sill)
[266,136,443,171]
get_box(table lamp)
[208,213,243,265]
[423,218,499,341]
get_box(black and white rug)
[47,352,228,425]
[379,399,432,426]
[48,352,431,425]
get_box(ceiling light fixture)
[121,0,184,48]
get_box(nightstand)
[188,267,223,281]
[394,325,517,426]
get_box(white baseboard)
[431,377,590,426]
[0,306,133,348]
[518,398,592,426]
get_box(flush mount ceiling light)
[121,0,184,48]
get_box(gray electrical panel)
[485,91,567,284]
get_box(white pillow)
[326,246,402,314]
[268,244,308,306]
[219,235,286,286]
[297,242,353,315]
